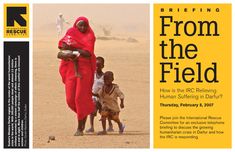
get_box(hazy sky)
[33,4,149,37]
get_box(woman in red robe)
[57,16,96,136]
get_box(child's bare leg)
[107,118,114,132]
[97,117,107,135]
[86,114,95,133]
[97,112,108,135]
[101,117,106,132]
[73,60,82,78]
[112,114,125,134]
[90,114,95,129]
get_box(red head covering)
[73,16,89,28]
[58,16,96,72]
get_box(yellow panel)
[154,4,231,148]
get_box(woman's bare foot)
[74,130,84,136]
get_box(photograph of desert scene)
[33,4,149,148]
